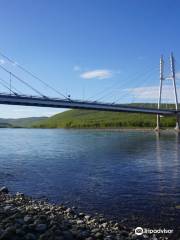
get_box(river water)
[0,129,180,228]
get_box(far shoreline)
[1,126,179,133]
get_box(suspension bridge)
[0,51,179,131]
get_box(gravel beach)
[0,187,176,240]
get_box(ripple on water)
[0,129,180,227]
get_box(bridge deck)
[0,94,177,116]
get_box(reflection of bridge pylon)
[155,53,180,132]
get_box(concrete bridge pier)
[155,53,179,132]
[175,114,180,132]
[155,114,180,132]
[154,114,160,132]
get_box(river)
[0,129,180,229]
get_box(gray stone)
[16,228,25,236]
[94,232,103,239]
[3,205,12,211]
[24,215,33,223]
[101,222,108,228]
[104,236,113,240]
[15,218,24,225]
[25,233,37,240]
[0,229,4,236]
[39,233,51,240]
[65,208,73,213]
[77,230,90,238]
[16,192,25,197]
[76,220,84,224]
[120,230,129,237]
[62,231,74,240]
[36,223,47,232]
[84,215,91,220]
[91,228,99,233]
[0,186,9,194]
[39,215,47,222]
[0,226,16,239]
[89,218,96,224]
[78,212,85,218]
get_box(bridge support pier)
[175,115,180,132]
[154,55,163,132]
[155,53,179,132]
[154,114,160,132]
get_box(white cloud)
[127,85,180,101]
[73,65,81,71]
[0,59,5,65]
[80,69,112,79]
[176,71,180,79]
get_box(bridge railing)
[0,92,177,113]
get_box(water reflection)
[155,132,180,194]
[0,129,180,226]
[155,132,164,195]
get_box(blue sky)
[0,0,180,118]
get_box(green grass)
[32,107,177,129]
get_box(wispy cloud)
[73,65,81,71]
[176,71,180,79]
[80,69,112,80]
[127,85,180,101]
[0,59,5,65]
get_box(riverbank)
[1,126,179,133]
[31,109,177,129]
[27,127,180,134]
[0,108,178,129]
[0,187,132,240]
[0,187,176,240]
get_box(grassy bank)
[32,109,177,129]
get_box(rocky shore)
[0,187,174,240]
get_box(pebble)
[24,215,33,223]
[0,187,162,240]
[94,232,103,238]
[16,192,25,197]
[0,186,9,194]
[3,205,12,211]
[25,233,37,240]
[35,223,47,232]
[101,222,108,228]
[84,215,91,220]
[16,228,25,235]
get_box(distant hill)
[31,107,176,129]
[0,103,177,129]
[0,117,47,128]
[0,122,13,128]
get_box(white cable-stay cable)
[88,63,158,101]
[112,68,159,104]
[0,64,46,97]
[0,51,69,99]
[93,67,158,103]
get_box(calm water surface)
[0,129,180,227]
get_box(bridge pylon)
[155,53,180,132]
